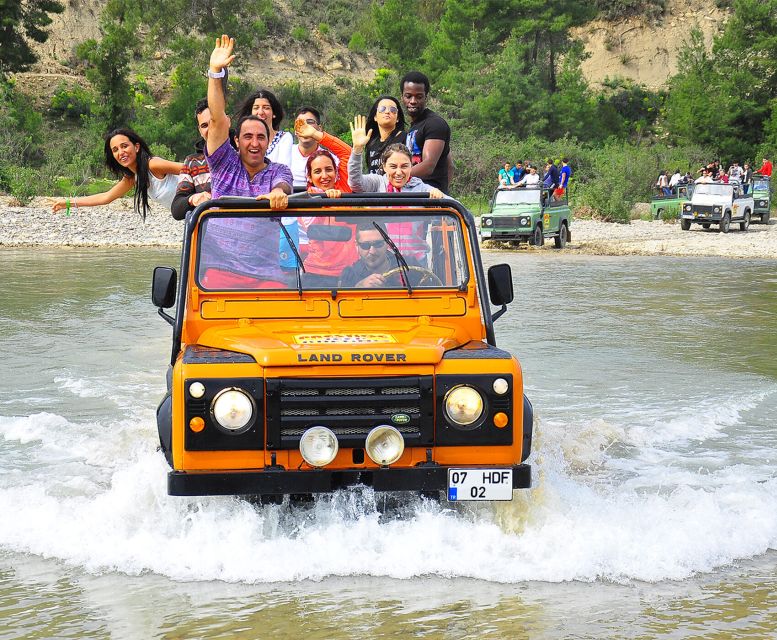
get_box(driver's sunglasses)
[300,118,318,125]
[358,239,386,251]
[377,105,398,114]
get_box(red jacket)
[757,159,772,177]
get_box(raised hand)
[294,119,322,141]
[209,34,235,72]
[349,115,372,151]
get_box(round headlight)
[445,385,485,427]
[684,205,691,212]
[520,217,529,226]
[760,200,767,206]
[211,388,254,433]
[299,426,339,467]
[713,206,721,213]
[483,218,493,226]
[492,378,509,395]
[365,425,405,465]
[189,381,205,398]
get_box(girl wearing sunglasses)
[364,95,406,174]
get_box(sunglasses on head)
[358,239,386,250]
[377,105,398,114]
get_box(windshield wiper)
[372,222,413,295]
[275,218,306,295]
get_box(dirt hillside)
[19,0,730,98]
[571,0,730,88]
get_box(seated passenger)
[515,165,539,187]
[347,115,444,198]
[200,35,293,289]
[498,163,513,187]
[339,223,424,288]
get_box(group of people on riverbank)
[497,158,572,198]
[49,35,452,222]
[655,157,772,196]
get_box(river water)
[1,247,776,638]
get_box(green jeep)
[751,175,771,224]
[480,187,572,248]
[650,184,694,220]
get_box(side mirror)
[152,267,177,307]
[487,264,513,322]
[152,267,177,327]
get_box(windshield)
[196,211,469,291]
[494,189,541,205]
[753,179,770,191]
[694,184,733,197]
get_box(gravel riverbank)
[2,198,776,258]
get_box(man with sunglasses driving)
[339,223,423,288]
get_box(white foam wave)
[0,440,774,585]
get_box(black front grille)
[493,217,519,229]
[266,376,434,449]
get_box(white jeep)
[680,182,754,233]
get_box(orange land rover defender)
[152,194,533,501]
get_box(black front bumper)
[168,464,532,496]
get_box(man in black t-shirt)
[401,71,451,194]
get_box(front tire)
[681,219,691,231]
[763,211,771,225]
[554,222,568,248]
[720,212,731,233]
[530,224,544,247]
[702,223,711,229]
[740,210,751,231]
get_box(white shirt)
[265,131,294,169]
[669,172,682,187]
[290,143,341,188]
[517,173,540,187]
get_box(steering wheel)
[381,265,443,286]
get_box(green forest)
[1,0,776,220]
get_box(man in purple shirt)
[198,35,293,289]
[206,35,292,204]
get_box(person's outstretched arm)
[207,35,235,156]
[50,176,133,212]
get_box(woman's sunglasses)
[377,105,399,114]
[357,239,386,250]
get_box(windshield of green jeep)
[196,211,469,292]
[753,179,770,192]
[694,184,734,197]
[494,189,542,205]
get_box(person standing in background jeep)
[757,157,772,177]
[401,71,451,194]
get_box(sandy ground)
[1,198,776,259]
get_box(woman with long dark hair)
[234,88,293,167]
[50,128,182,221]
[364,95,406,174]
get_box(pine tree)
[0,0,64,75]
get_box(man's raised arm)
[207,35,235,156]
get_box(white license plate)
[447,468,513,501]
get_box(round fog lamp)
[445,385,484,426]
[189,381,205,398]
[492,378,509,395]
[211,388,254,433]
[299,426,339,467]
[365,425,405,465]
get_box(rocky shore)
[1,198,776,259]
